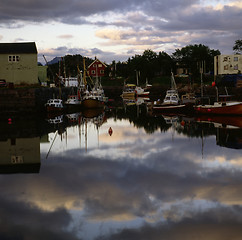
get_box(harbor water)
[0,99,242,239]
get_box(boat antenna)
[171,72,177,90]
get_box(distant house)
[0,42,38,85]
[214,54,242,75]
[87,58,107,78]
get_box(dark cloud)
[0,196,78,240]
[101,206,242,240]
[2,0,240,62]
[38,46,123,64]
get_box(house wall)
[214,55,242,75]
[0,53,38,84]
[87,59,106,77]
[38,66,48,83]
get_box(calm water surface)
[1,101,242,240]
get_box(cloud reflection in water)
[1,117,242,239]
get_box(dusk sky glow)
[0,0,241,64]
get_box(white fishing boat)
[45,99,64,112]
[135,86,149,96]
[135,71,149,96]
[153,72,188,113]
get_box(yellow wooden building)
[0,42,38,85]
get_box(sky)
[0,0,242,64]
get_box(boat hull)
[152,104,191,114]
[121,92,136,98]
[46,106,63,113]
[194,102,242,115]
[136,92,149,97]
[81,99,105,109]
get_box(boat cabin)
[46,99,63,108]
[163,89,180,105]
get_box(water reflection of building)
[0,113,43,173]
[0,136,40,174]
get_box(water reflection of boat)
[82,108,105,119]
[195,115,242,129]
[122,96,150,106]
[47,115,63,124]
[163,115,179,125]
[66,112,80,124]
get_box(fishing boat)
[194,94,242,115]
[81,58,108,109]
[181,92,196,105]
[65,94,80,106]
[152,72,188,113]
[135,71,149,96]
[121,71,149,97]
[81,89,107,108]
[65,66,88,111]
[121,84,136,98]
[135,86,150,96]
[45,99,64,112]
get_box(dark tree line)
[45,43,225,84]
[108,44,220,84]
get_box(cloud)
[0,196,79,240]
[2,0,242,67]
[57,34,74,39]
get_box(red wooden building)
[87,58,107,78]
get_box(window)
[98,64,102,67]
[234,64,238,70]
[234,57,238,61]
[223,57,228,62]
[100,70,104,74]
[8,55,20,62]
[91,70,96,75]
[224,65,228,70]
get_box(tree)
[172,44,220,80]
[233,39,242,54]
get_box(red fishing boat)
[194,95,242,115]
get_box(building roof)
[88,58,107,68]
[0,42,37,54]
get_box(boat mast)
[171,72,177,90]
[200,61,204,98]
